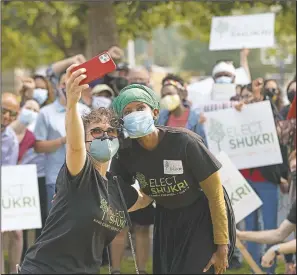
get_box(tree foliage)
[2,1,296,70]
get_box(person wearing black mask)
[103,62,130,96]
[263,79,284,113]
[280,80,296,119]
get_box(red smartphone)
[70,51,116,85]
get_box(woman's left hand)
[261,248,276,268]
[204,244,229,274]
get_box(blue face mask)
[33,88,48,105]
[215,76,233,84]
[89,138,119,162]
[123,111,156,139]
[19,108,38,126]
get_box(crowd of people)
[1,45,296,274]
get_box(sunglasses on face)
[1,108,18,117]
[89,127,118,139]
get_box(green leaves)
[2,1,295,70]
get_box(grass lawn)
[4,254,285,274]
[100,257,286,274]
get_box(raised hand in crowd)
[21,77,36,90]
[71,54,87,65]
[51,54,87,79]
[240,48,251,81]
[108,46,124,60]
[252,77,264,101]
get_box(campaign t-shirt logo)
[164,160,184,175]
[136,172,148,189]
[94,197,126,232]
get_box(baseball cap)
[91,84,115,97]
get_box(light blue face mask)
[89,138,119,162]
[123,111,156,139]
[215,76,233,84]
[19,108,38,126]
[33,88,48,105]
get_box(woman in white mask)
[91,84,114,109]
[19,64,152,274]
[158,79,208,146]
[212,61,236,84]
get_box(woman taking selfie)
[20,66,152,274]
[111,84,235,274]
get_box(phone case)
[70,51,116,85]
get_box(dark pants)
[153,195,216,274]
[21,177,48,261]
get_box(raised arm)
[240,48,251,82]
[51,55,86,77]
[65,65,89,176]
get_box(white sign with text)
[209,13,275,51]
[204,101,283,169]
[1,165,42,232]
[217,152,263,223]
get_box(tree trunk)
[86,2,119,59]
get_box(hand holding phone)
[70,51,116,85]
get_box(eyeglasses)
[89,127,118,139]
[1,108,18,117]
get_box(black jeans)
[21,177,48,261]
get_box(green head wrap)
[112,84,160,116]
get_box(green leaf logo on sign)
[215,20,229,38]
[208,118,226,151]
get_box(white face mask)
[18,108,38,126]
[215,76,233,84]
[160,94,181,111]
[32,88,48,105]
[92,96,112,109]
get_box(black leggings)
[21,177,48,261]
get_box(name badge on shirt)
[164,160,184,175]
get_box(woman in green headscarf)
[111,84,235,274]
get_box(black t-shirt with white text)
[111,126,222,209]
[21,155,136,274]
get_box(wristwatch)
[272,244,281,256]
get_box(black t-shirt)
[110,126,222,209]
[287,200,296,225]
[21,155,137,274]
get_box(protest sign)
[217,152,262,223]
[1,165,42,232]
[235,67,251,85]
[211,83,236,101]
[204,101,283,169]
[187,77,214,109]
[209,13,275,51]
